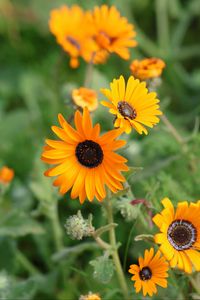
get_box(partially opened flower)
[72,87,98,112]
[79,292,101,300]
[88,5,137,61]
[41,108,128,203]
[153,197,200,273]
[101,75,162,134]
[130,58,166,81]
[0,166,14,185]
[49,5,97,68]
[129,248,168,297]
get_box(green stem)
[84,62,94,88]
[16,250,40,275]
[156,0,170,50]
[105,197,129,300]
[188,275,200,295]
[161,114,188,153]
[50,202,63,252]
[170,271,186,300]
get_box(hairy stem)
[156,0,170,50]
[50,202,63,252]
[84,61,94,88]
[161,114,188,152]
[105,197,129,300]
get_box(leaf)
[0,210,44,237]
[134,234,154,242]
[90,255,114,284]
[0,237,17,272]
[0,273,37,300]
[125,166,143,180]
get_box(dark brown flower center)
[117,101,137,120]
[139,267,152,281]
[167,220,197,251]
[75,140,103,168]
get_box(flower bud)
[65,211,94,240]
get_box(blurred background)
[0,0,200,299]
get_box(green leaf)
[90,255,114,284]
[0,238,17,272]
[0,273,37,300]
[0,210,44,237]
[125,166,143,180]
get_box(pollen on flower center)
[139,267,152,281]
[167,219,197,251]
[75,140,103,168]
[67,36,80,50]
[117,101,137,120]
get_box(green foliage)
[0,0,200,299]
[90,255,114,284]
[0,210,44,237]
[0,272,37,300]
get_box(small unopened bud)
[115,198,139,222]
[65,211,95,240]
[79,292,101,300]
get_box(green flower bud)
[65,211,94,240]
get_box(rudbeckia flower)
[88,5,137,61]
[153,197,200,273]
[101,75,162,134]
[129,248,168,297]
[72,87,98,112]
[130,58,166,80]
[41,108,128,203]
[49,5,97,68]
[0,166,14,185]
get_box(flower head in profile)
[101,75,162,134]
[0,166,14,185]
[130,58,166,81]
[41,108,128,203]
[79,292,101,300]
[129,248,168,297]
[72,87,98,112]
[153,197,200,273]
[49,5,97,68]
[88,5,137,62]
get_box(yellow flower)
[49,5,97,68]
[129,248,168,297]
[72,87,98,112]
[153,197,200,273]
[79,292,101,300]
[0,166,14,185]
[41,108,128,203]
[130,58,166,80]
[101,75,162,134]
[88,5,137,61]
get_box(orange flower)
[79,292,101,300]
[153,198,200,273]
[72,87,98,112]
[41,108,128,203]
[130,58,166,80]
[129,248,168,297]
[88,5,137,61]
[0,166,14,184]
[49,5,97,68]
[101,75,162,134]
